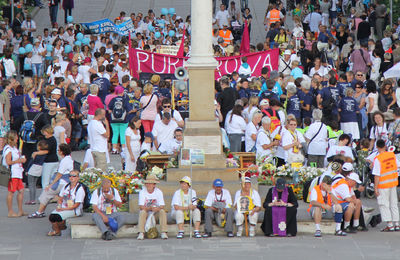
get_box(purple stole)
[272,187,289,236]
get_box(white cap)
[342,162,353,172]
[260,99,269,106]
[284,50,292,55]
[51,88,62,95]
[347,172,361,184]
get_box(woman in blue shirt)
[338,87,360,140]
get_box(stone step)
[167,168,240,182]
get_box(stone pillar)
[181,0,225,168]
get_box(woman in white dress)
[125,116,142,172]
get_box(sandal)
[28,211,46,219]
[381,226,395,232]
[334,230,347,236]
[8,213,19,218]
[194,231,202,238]
[18,212,28,217]
[25,201,36,205]
[47,230,61,236]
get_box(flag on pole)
[177,25,186,57]
[240,20,250,54]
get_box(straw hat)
[144,174,160,184]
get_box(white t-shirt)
[171,189,197,214]
[154,110,183,124]
[242,106,258,123]
[245,122,259,152]
[83,148,95,168]
[31,46,44,64]
[138,187,165,210]
[67,74,83,84]
[256,129,272,159]
[87,119,108,153]
[369,123,389,150]
[309,66,329,77]
[152,120,179,147]
[325,145,354,164]
[281,129,306,161]
[53,125,66,150]
[272,125,289,159]
[304,12,322,32]
[225,114,246,134]
[158,139,182,154]
[305,122,328,155]
[90,187,122,213]
[332,181,353,201]
[233,189,262,208]
[78,65,92,84]
[58,155,74,186]
[125,127,141,152]
[3,145,24,179]
[215,10,230,28]
[204,188,233,208]
[59,183,85,216]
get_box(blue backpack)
[19,112,42,144]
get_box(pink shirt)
[87,94,104,115]
[140,94,158,121]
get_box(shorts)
[0,120,10,138]
[32,63,43,77]
[340,202,350,212]
[8,178,24,192]
[309,206,334,219]
[329,10,337,19]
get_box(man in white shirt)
[158,128,183,154]
[63,27,75,46]
[303,8,322,33]
[21,15,37,37]
[91,178,124,240]
[152,112,178,149]
[305,109,328,168]
[79,57,97,84]
[203,179,234,238]
[87,108,110,171]
[155,98,184,128]
[278,50,293,77]
[215,4,230,29]
[137,175,168,240]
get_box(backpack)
[262,109,281,132]
[111,97,127,122]
[378,94,388,112]
[65,182,91,210]
[19,112,42,143]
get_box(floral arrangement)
[80,168,145,211]
[149,166,166,180]
[223,147,241,168]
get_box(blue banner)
[81,19,134,36]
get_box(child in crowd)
[26,140,48,205]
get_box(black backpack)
[111,97,127,122]
[65,182,91,210]
[378,94,388,112]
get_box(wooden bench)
[146,154,171,169]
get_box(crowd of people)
[0,0,400,239]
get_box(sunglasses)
[163,105,171,108]
[69,174,78,178]
[356,74,363,76]
[355,86,362,88]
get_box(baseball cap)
[276,178,286,190]
[347,172,361,184]
[180,176,192,186]
[213,178,224,187]
[260,99,269,106]
[342,162,353,172]
[284,50,292,55]
[51,88,62,95]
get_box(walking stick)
[244,212,249,237]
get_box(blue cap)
[108,217,118,232]
[213,179,224,187]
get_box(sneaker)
[177,231,184,239]
[106,231,115,240]
[236,225,243,237]
[249,226,255,237]
[194,231,202,238]
[227,232,234,237]
[395,226,400,232]
[335,230,347,236]
[137,232,144,240]
[314,230,322,237]
[161,232,168,239]
[344,226,357,233]
[381,226,395,232]
[101,232,107,240]
[202,232,212,238]
[356,226,369,232]
[28,211,46,218]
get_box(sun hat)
[180,176,192,186]
[144,175,160,184]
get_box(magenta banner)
[129,48,279,80]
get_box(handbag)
[145,212,159,239]
[0,164,10,187]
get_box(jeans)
[92,212,125,234]
[27,174,39,201]
[111,123,128,145]
[228,133,243,152]
[49,5,58,25]
[32,63,43,77]
[64,8,72,23]
[41,162,59,189]
[204,208,234,233]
